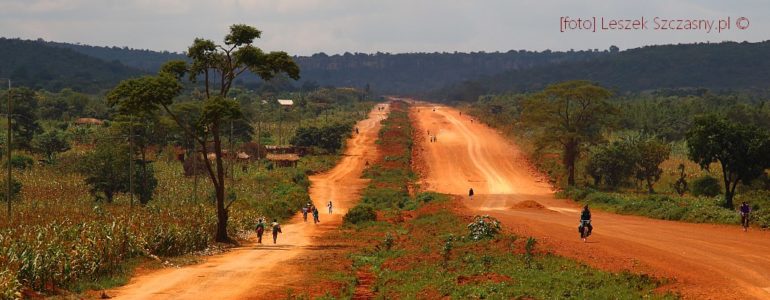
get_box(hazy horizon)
[0,0,766,55]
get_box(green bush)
[692,175,721,197]
[5,154,34,170]
[344,204,377,225]
[0,178,22,201]
[414,192,448,203]
[467,215,501,240]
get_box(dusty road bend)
[107,104,389,300]
[411,103,770,300]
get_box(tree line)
[471,80,770,208]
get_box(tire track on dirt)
[107,104,388,300]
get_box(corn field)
[0,152,329,297]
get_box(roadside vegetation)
[463,81,770,227]
[285,100,674,299]
[0,24,375,298]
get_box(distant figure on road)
[327,201,333,214]
[302,206,309,222]
[271,219,282,244]
[355,127,359,134]
[579,205,593,236]
[459,111,462,116]
[256,218,265,244]
[312,206,320,224]
[468,188,474,200]
[740,201,752,231]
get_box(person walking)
[468,188,474,200]
[302,206,308,222]
[312,206,320,224]
[327,201,333,214]
[271,219,282,244]
[255,218,265,244]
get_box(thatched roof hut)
[74,118,104,126]
[266,153,300,167]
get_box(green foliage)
[467,215,502,240]
[586,137,671,192]
[687,115,770,207]
[5,154,34,170]
[691,175,721,198]
[586,140,637,189]
[291,122,353,153]
[133,161,158,205]
[561,187,739,225]
[434,40,770,100]
[346,208,672,299]
[0,87,42,149]
[522,81,616,185]
[672,164,689,196]
[0,38,143,93]
[0,177,22,201]
[343,204,377,225]
[32,129,71,164]
[78,141,157,204]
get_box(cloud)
[0,0,766,55]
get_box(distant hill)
[6,38,770,97]
[0,38,143,93]
[293,50,606,93]
[432,41,770,101]
[45,41,187,72]
[43,40,608,94]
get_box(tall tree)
[108,24,299,242]
[686,115,770,208]
[634,138,671,193]
[522,81,615,185]
[31,129,71,164]
[0,87,42,149]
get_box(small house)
[266,153,300,168]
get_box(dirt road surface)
[411,103,770,299]
[108,104,388,300]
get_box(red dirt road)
[107,104,387,300]
[411,103,770,299]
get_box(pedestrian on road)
[302,206,308,222]
[468,188,474,200]
[256,218,265,244]
[271,219,282,244]
[355,127,359,134]
[313,206,320,224]
[327,201,333,214]
[740,201,752,232]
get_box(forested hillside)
[6,38,770,97]
[0,38,143,92]
[45,41,186,72]
[434,41,770,101]
[39,39,607,93]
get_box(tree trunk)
[721,164,735,209]
[212,121,230,243]
[646,178,655,194]
[563,139,579,186]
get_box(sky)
[0,0,766,55]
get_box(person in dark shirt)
[580,205,593,236]
[740,201,752,232]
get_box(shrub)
[344,204,376,224]
[467,215,501,240]
[414,192,447,203]
[692,175,721,197]
[0,178,22,201]
[5,154,34,170]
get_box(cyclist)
[579,205,593,239]
[740,201,752,232]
